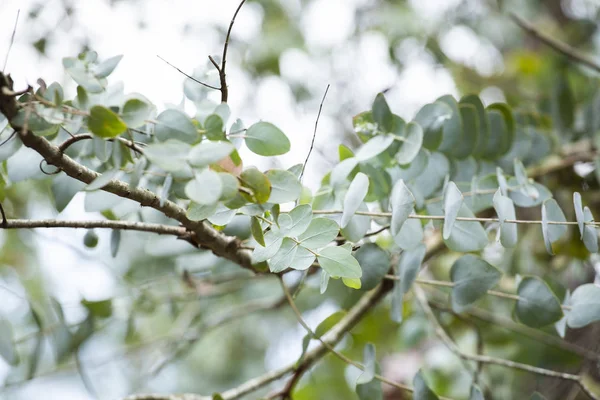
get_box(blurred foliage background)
[0,0,599,399]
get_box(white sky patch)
[439,25,505,77]
[302,0,355,49]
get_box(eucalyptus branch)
[0,72,255,273]
[156,55,220,91]
[300,84,330,183]
[1,219,186,236]
[510,13,600,73]
[383,277,573,311]
[428,300,600,363]
[277,279,426,399]
[214,0,247,103]
[313,209,600,228]
[413,285,599,400]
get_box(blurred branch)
[413,285,599,400]
[429,300,600,364]
[510,13,600,74]
[272,278,426,400]
[0,72,256,273]
[2,10,20,73]
[300,84,330,184]
[157,55,220,91]
[210,0,247,103]
[2,219,186,236]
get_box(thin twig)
[510,13,600,74]
[156,55,220,91]
[429,300,600,363]
[277,278,448,399]
[300,84,330,184]
[1,219,187,236]
[413,285,598,400]
[2,10,20,73]
[216,0,247,103]
[313,209,600,228]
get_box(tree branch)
[216,0,247,103]
[413,285,599,400]
[0,72,255,272]
[510,12,600,74]
[1,219,187,236]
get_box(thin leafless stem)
[2,10,20,73]
[300,84,330,183]
[156,55,220,91]
[1,219,186,236]
[510,13,600,74]
[413,285,599,400]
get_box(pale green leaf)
[298,218,339,249]
[185,169,222,205]
[245,122,290,156]
[88,106,126,138]
[398,243,426,294]
[188,141,235,167]
[266,169,302,204]
[317,246,362,278]
[390,179,415,237]
[515,277,563,328]
[395,121,423,164]
[341,172,369,228]
[443,181,463,240]
[144,140,191,172]
[355,135,394,162]
[493,190,517,248]
[444,203,488,252]
[541,199,567,255]
[354,243,390,291]
[567,284,600,328]
[450,254,502,312]
[155,109,198,143]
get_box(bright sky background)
[0,0,509,398]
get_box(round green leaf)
[245,122,290,156]
[341,172,369,228]
[185,169,223,205]
[444,203,488,253]
[355,135,395,162]
[88,105,127,138]
[437,95,467,158]
[354,243,390,291]
[121,98,152,128]
[286,204,313,237]
[188,140,235,167]
[413,370,439,400]
[250,216,265,247]
[567,284,600,328]
[394,211,424,250]
[442,181,463,240]
[155,109,199,143]
[515,277,563,328]
[269,238,298,273]
[460,95,489,159]
[317,246,362,279]
[240,167,271,204]
[395,121,423,164]
[398,243,426,294]
[573,192,584,239]
[372,93,394,133]
[266,169,302,204]
[414,102,452,151]
[450,254,502,312]
[187,202,217,221]
[390,179,415,237]
[144,140,191,172]
[493,190,517,248]
[582,207,598,253]
[330,157,359,188]
[298,218,340,249]
[251,230,284,263]
[541,198,567,255]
